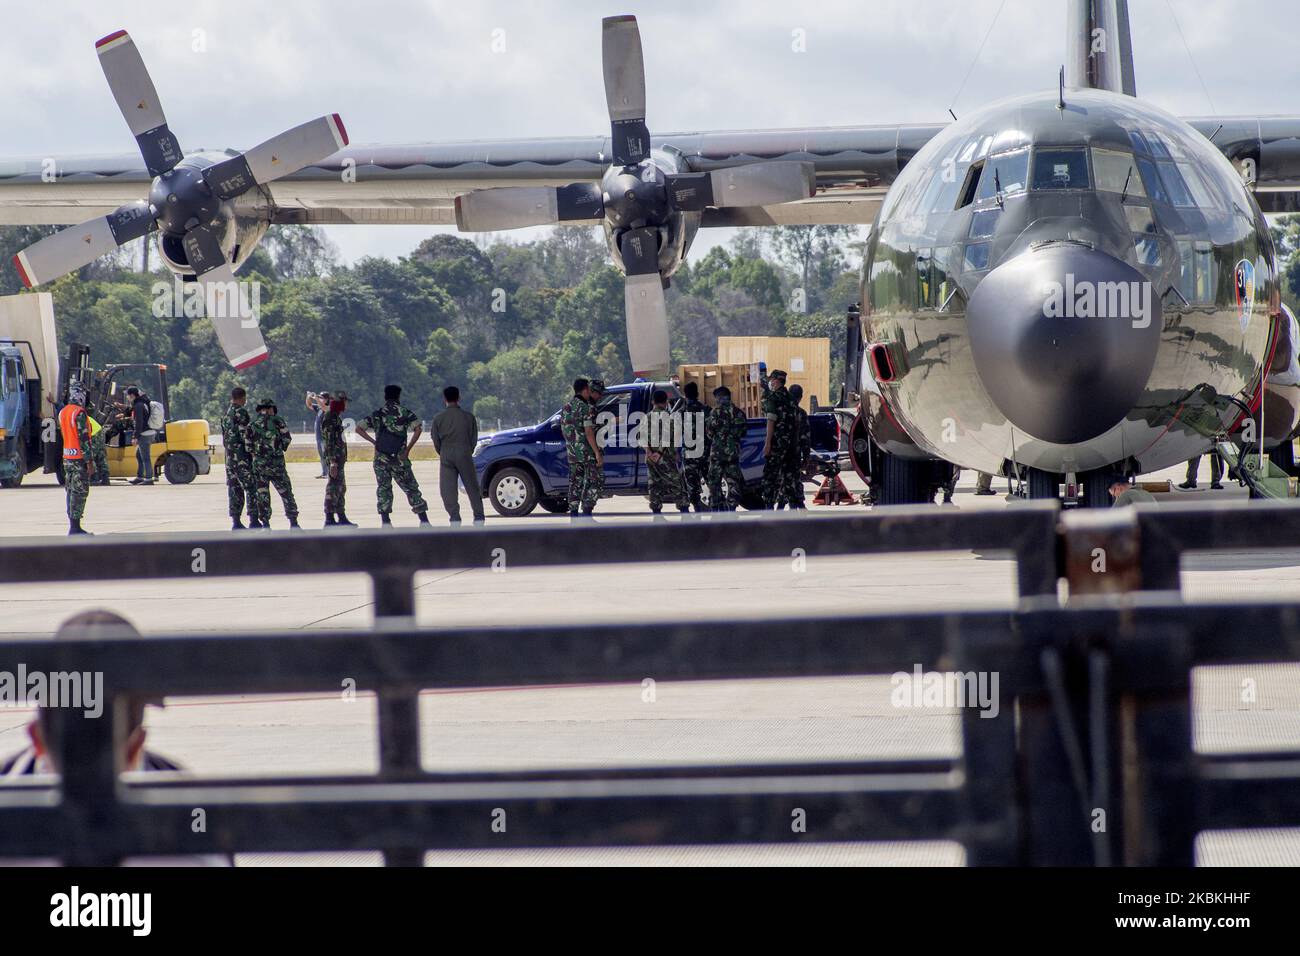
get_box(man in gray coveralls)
[431,385,485,523]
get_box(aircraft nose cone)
[966,244,1161,445]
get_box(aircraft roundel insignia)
[1234,259,1255,332]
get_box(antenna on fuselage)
[1057,66,1066,110]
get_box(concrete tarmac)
[1,455,1297,865]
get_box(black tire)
[164,452,197,485]
[1026,467,1060,501]
[1269,440,1297,476]
[537,496,569,514]
[489,466,539,516]
[1079,469,1112,508]
[880,453,929,505]
[0,441,26,488]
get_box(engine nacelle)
[157,209,270,278]
[152,151,272,278]
[602,146,700,281]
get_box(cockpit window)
[1091,148,1145,198]
[1136,156,1169,204]
[975,148,1029,202]
[1032,149,1090,190]
[1156,161,1194,207]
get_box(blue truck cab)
[472,380,841,516]
[0,340,44,487]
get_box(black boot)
[232,516,246,530]
[248,515,263,529]
[324,513,337,527]
[380,513,393,526]
[288,516,302,530]
[68,518,90,536]
[417,512,431,525]
[336,511,358,527]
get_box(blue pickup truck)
[472,380,841,516]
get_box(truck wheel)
[0,443,25,488]
[489,466,539,516]
[538,496,569,514]
[164,452,198,485]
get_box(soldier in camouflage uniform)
[248,397,301,529]
[559,377,602,515]
[706,386,747,511]
[761,369,797,508]
[221,387,259,529]
[645,389,689,513]
[784,383,811,509]
[678,381,709,511]
[581,380,608,510]
[59,384,93,534]
[322,392,356,527]
[356,384,430,526]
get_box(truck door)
[591,389,638,489]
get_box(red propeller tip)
[235,350,270,370]
[12,255,32,289]
[95,30,129,50]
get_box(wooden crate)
[677,363,764,418]
[716,336,831,408]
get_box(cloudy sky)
[3,0,1296,263]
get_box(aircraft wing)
[0,126,944,229]
[4,117,1300,229]
[1186,117,1300,213]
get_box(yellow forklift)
[62,343,212,484]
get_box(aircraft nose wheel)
[1079,469,1113,508]
[1025,467,1060,501]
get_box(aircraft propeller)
[12,30,348,369]
[455,15,815,378]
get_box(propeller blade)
[203,114,348,201]
[181,227,269,370]
[667,162,816,211]
[95,30,183,176]
[602,15,650,166]
[454,183,604,232]
[619,228,670,377]
[13,201,154,287]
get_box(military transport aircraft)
[2,1,1299,503]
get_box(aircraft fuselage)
[859,88,1282,478]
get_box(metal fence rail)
[0,502,1298,865]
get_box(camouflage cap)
[67,383,87,405]
[769,369,787,382]
[588,378,607,394]
[256,397,276,410]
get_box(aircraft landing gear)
[1025,467,1060,501]
[1079,469,1112,508]
[880,453,931,505]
